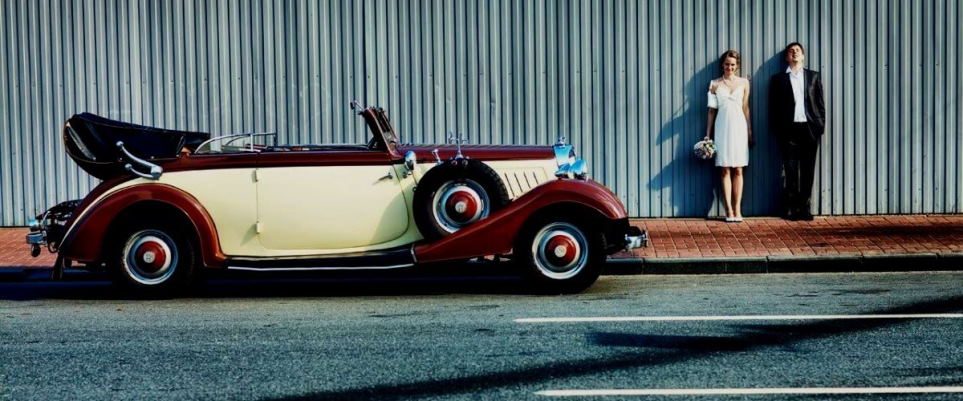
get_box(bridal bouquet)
[693,138,716,160]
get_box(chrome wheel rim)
[531,222,589,280]
[122,230,178,285]
[431,179,490,233]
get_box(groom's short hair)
[784,42,806,55]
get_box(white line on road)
[515,313,963,323]
[536,386,963,397]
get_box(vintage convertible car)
[26,103,647,294]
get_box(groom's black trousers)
[780,122,820,215]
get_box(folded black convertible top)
[63,113,209,180]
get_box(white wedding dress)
[708,84,749,167]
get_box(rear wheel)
[110,220,197,296]
[516,216,604,294]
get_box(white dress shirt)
[786,66,807,122]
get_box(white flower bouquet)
[693,138,716,160]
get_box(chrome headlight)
[569,159,587,179]
[553,144,576,167]
[402,150,417,178]
[555,158,588,180]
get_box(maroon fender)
[59,184,225,267]
[414,179,627,263]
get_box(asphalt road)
[2,271,963,401]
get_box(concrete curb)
[601,252,963,275]
[0,268,28,282]
[0,268,103,282]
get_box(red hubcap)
[544,234,578,267]
[444,190,480,223]
[134,241,167,273]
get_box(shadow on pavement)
[0,260,557,300]
[260,294,963,401]
[0,277,538,301]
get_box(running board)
[225,246,415,271]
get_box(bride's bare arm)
[706,109,717,140]
[706,81,719,139]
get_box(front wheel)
[516,217,604,294]
[110,222,197,296]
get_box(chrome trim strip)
[66,124,96,160]
[227,263,414,272]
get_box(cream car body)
[68,159,557,257]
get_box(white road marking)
[515,313,963,323]
[536,386,963,397]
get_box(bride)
[705,49,753,222]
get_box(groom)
[769,42,826,221]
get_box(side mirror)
[403,151,417,178]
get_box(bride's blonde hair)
[719,50,741,74]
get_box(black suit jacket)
[769,68,826,137]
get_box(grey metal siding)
[0,0,961,225]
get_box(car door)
[254,150,411,253]
[161,153,262,257]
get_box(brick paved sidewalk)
[2,215,962,272]
[621,215,963,259]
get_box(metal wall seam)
[853,0,865,215]
[625,0,638,217]
[865,0,877,215]
[922,0,934,213]
[14,0,28,222]
[171,0,184,129]
[951,0,961,212]
[49,0,65,213]
[0,0,9,224]
[185,0,199,131]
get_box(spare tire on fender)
[413,158,510,241]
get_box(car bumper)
[624,225,648,249]
[26,231,45,245]
[603,218,648,253]
[26,230,45,258]
[25,199,81,257]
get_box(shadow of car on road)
[0,260,609,300]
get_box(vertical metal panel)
[0,0,10,224]
[0,0,962,225]
[950,0,961,212]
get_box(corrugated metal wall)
[1,0,961,225]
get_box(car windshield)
[194,133,278,154]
